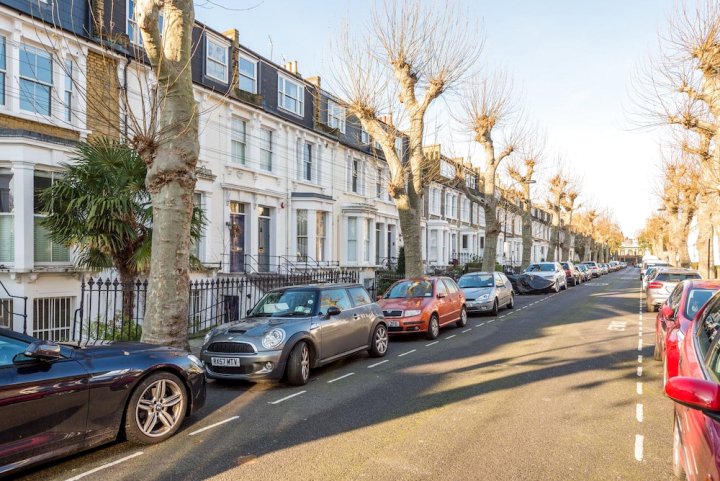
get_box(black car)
[0,328,206,476]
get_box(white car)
[524,262,568,293]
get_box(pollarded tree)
[331,0,483,277]
[546,173,569,262]
[507,148,539,271]
[560,190,579,261]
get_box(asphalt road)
[16,268,675,481]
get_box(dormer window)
[205,34,229,83]
[278,74,304,116]
[327,100,346,133]
[238,54,257,93]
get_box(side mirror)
[437,292,446,299]
[24,341,63,361]
[326,306,341,317]
[660,305,675,320]
[666,376,720,412]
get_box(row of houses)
[0,0,565,337]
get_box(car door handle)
[310,322,319,331]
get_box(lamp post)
[499,179,536,272]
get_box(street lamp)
[499,179,536,272]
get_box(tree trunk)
[547,220,560,262]
[118,266,138,339]
[396,188,424,278]
[482,198,500,272]
[697,194,714,278]
[521,209,532,271]
[138,0,198,349]
[561,230,571,261]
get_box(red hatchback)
[654,280,720,387]
[376,277,466,340]
[666,292,720,480]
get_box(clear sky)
[195,0,684,237]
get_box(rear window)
[527,264,554,272]
[655,273,701,282]
[349,287,371,306]
[561,263,570,269]
[685,289,718,320]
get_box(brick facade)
[86,50,120,140]
[0,113,79,142]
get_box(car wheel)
[554,281,560,293]
[507,294,514,309]
[369,324,389,358]
[286,341,311,386]
[456,307,468,328]
[124,372,187,445]
[561,280,568,291]
[673,412,687,479]
[426,314,440,340]
[490,299,499,316]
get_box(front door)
[258,208,271,273]
[229,202,245,272]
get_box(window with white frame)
[127,0,163,45]
[64,59,73,122]
[230,116,246,164]
[259,128,272,171]
[440,160,455,179]
[429,187,441,215]
[0,36,5,106]
[0,299,11,328]
[316,211,326,261]
[238,54,257,93]
[460,198,470,222]
[0,169,13,263]
[327,100,346,133]
[429,230,439,262]
[296,209,308,261]
[394,137,404,159]
[34,172,69,263]
[348,157,364,195]
[347,217,358,262]
[33,297,73,341]
[278,75,304,116]
[364,219,371,262]
[465,174,476,189]
[206,35,229,83]
[360,126,369,144]
[445,192,456,219]
[19,44,52,116]
[376,167,383,198]
[302,142,313,181]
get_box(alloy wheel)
[375,325,388,354]
[135,378,185,438]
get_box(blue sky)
[196,0,684,236]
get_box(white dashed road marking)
[637,339,643,351]
[608,321,626,331]
[636,404,644,422]
[189,416,240,435]
[638,355,643,363]
[462,328,472,333]
[268,391,307,405]
[398,349,417,357]
[328,373,355,383]
[637,382,643,395]
[368,360,389,368]
[425,341,439,347]
[637,366,643,377]
[635,434,644,461]
[445,335,457,340]
[64,452,144,481]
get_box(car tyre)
[369,324,389,358]
[561,280,567,291]
[554,281,560,293]
[124,372,187,445]
[673,412,687,480]
[426,314,440,340]
[286,341,311,386]
[456,307,468,328]
[490,299,499,316]
[507,294,514,309]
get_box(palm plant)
[40,138,205,324]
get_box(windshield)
[249,289,318,318]
[685,289,717,319]
[385,280,434,299]
[527,264,554,272]
[458,274,493,289]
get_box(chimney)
[284,61,299,75]
[307,76,321,89]
[223,28,239,43]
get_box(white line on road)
[475,323,485,327]
[637,339,643,351]
[487,320,495,323]
[638,355,643,363]
[368,360,389,368]
[637,366,643,377]
[64,452,144,481]
[636,404,644,422]
[635,434,644,461]
[445,335,457,339]
[425,341,439,346]
[398,349,417,356]
[328,373,355,383]
[268,391,307,405]
[637,382,643,395]
[462,328,472,333]
[499,315,506,319]
[189,416,239,435]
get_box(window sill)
[277,105,304,119]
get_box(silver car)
[458,272,514,315]
[645,269,702,312]
[525,262,567,292]
[200,284,389,386]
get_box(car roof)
[686,279,720,288]
[269,283,364,292]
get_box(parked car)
[561,261,582,286]
[458,272,514,315]
[642,266,664,290]
[665,291,720,479]
[654,280,720,387]
[377,277,466,340]
[201,284,388,386]
[576,264,592,282]
[524,262,567,292]
[646,268,702,312]
[599,264,609,275]
[580,261,601,278]
[0,328,206,477]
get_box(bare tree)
[507,137,541,270]
[545,173,569,262]
[331,0,483,277]
[135,0,199,348]
[560,189,579,261]
[457,72,522,272]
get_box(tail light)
[648,281,664,289]
[565,269,571,275]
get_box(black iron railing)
[0,279,28,334]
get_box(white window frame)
[0,168,13,263]
[127,0,163,46]
[278,74,304,116]
[238,53,257,94]
[64,59,73,123]
[190,192,204,261]
[19,44,52,116]
[0,36,5,107]
[360,126,369,144]
[34,171,70,264]
[347,217,358,262]
[230,116,246,165]
[394,137,404,159]
[205,34,229,83]
[327,100,346,133]
[258,128,273,172]
[441,160,455,179]
[33,297,73,341]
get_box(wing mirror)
[666,376,720,412]
[24,341,63,361]
[326,306,341,317]
[660,305,675,320]
[437,292,446,299]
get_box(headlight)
[478,294,489,301]
[187,354,203,368]
[203,329,215,346]
[262,328,286,350]
[404,309,422,317]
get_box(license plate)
[388,321,400,327]
[211,357,241,367]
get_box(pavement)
[18,268,674,481]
